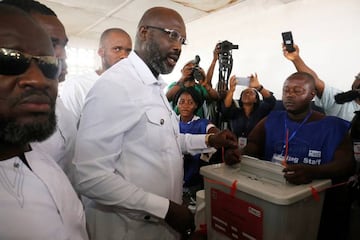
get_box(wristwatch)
[256,85,263,92]
[205,133,215,147]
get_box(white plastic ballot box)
[200,155,331,240]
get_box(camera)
[218,40,238,71]
[219,40,239,53]
[192,55,204,81]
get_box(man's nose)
[18,61,56,89]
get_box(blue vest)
[264,111,350,165]
[179,118,209,187]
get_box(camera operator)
[166,57,219,118]
[283,43,360,122]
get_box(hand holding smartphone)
[282,31,295,53]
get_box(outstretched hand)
[208,129,238,149]
[283,164,315,185]
[223,148,241,165]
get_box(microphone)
[334,90,360,104]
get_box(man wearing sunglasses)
[2,0,77,179]
[0,5,88,239]
[73,6,239,240]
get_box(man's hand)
[224,148,241,165]
[208,129,238,149]
[181,62,195,81]
[283,164,315,185]
[282,43,300,61]
[165,200,195,239]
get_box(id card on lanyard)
[271,111,312,166]
[238,137,247,149]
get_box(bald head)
[137,7,185,29]
[286,72,316,91]
[134,7,186,77]
[97,28,132,73]
[99,28,131,48]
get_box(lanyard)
[281,111,312,166]
[284,110,312,144]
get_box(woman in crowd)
[221,73,276,148]
[175,87,220,203]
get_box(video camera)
[334,89,360,104]
[218,40,238,70]
[219,40,239,54]
[192,55,204,81]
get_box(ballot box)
[200,155,331,240]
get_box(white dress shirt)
[60,71,100,123]
[73,51,209,240]
[37,97,77,178]
[0,144,88,240]
[315,83,360,122]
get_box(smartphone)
[282,31,295,53]
[235,76,250,86]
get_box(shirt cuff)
[145,193,170,219]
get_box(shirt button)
[160,119,164,125]
[13,163,20,168]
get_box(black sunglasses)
[0,48,60,79]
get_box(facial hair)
[143,38,175,75]
[0,88,57,145]
[0,111,57,145]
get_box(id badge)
[238,137,247,149]
[272,153,285,165]
[354,141,360,162]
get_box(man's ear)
[98,47,104,58]
[311,90,316,99]
[138,26,148,41]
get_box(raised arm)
[205,43,220,86]
[223,75,236,108]
[248,73,272,98]
[283,44,325,98]
[166,62,194,101]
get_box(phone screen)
[235,77,250,86]
[282,31,295,52]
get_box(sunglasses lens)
[0,49,59,79]
[37,58,59,79]
[0,51,29,75]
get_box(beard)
[143,38,176,75]
[0,108,57,146]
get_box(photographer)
[166,58,219,118]
[283,43,360,122]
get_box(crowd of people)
[0,0,358,240]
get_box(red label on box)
[211,188,263,240]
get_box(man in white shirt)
[2,0,77,178]
[61,28,132,123]
[73,6,239,240]
[0,5,88,239]
[283,44,360,122]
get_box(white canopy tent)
[39,0,360,98]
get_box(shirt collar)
[129,51,167,90]
[179,115,200,124]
